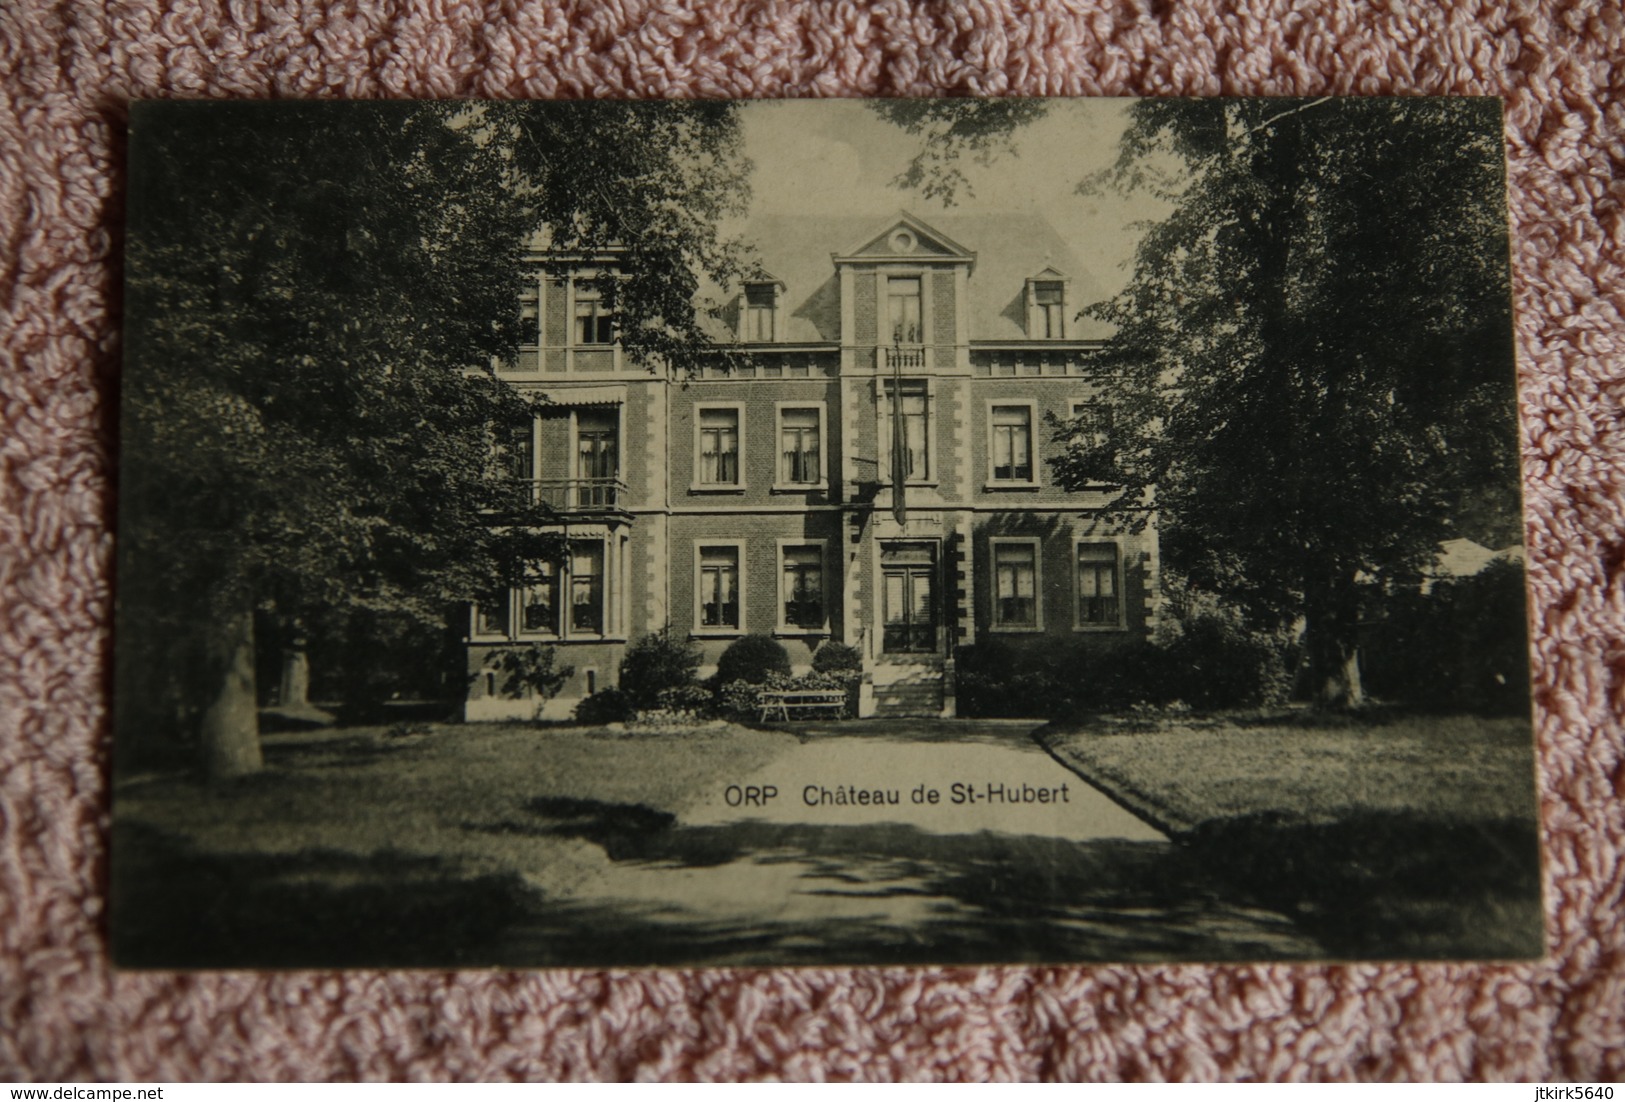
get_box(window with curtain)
[782,545,824,629]
[699,408,740,485]
[520,561,559,635]
[570,543,604,633]
[1077,543,1121,626]
[780,407,821,484]
[991,405,1034,482]
[994,542,1039,628]
[700,546,740,629]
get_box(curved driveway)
[511,721,1322,966]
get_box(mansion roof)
[719,212,1114,345]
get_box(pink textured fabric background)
[1,0,1622,1082]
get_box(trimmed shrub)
[656,682,714,714]
[618,625,702,711]
[954,613,1287,719]
[715,634,792,687]
[954,638,1139,719]
[717,679,764,720]
[811,641,862,673]
[573,687,635,726]
[1159,612,1292,710]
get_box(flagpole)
[890,337,908,527]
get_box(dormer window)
[1035,282,1064,338]
[744,283,776,342]
[1026,271,1070,339]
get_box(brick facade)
[465,213,1155,719]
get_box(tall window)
[781,545,824,629]
[520,561,559,636]
[1077,543,1121,627]
[575,410,618,507]
[887,276,922,345]
[699,546,740,630]
[884,381,930,480]
[779,407,821,485]
[574,287,613,345]
[744,283,775,342]
[698,407,741,486]
[1035,281,1064,338]
[570,543,604,634]
[994,542,1040,629]
[991,405,1034,482]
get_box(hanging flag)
[890,345,908,526]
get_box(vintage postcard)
[113,97,1541,968]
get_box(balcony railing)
[492,477,629,514]
[534,477,628,512]
[883,346,925,370]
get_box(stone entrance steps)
[871,666,945,718]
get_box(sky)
[728,99,1173,300]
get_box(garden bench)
[758,689,848,723]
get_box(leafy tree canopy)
[120,101,750,770]
[870,99,1052,206]
[885,97,1521,707]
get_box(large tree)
[884,98,1520,708]
[120,101,750,777]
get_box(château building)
[464,212,1159,719]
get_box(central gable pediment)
[836,212,976,269]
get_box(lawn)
[1040,708,1540,834]
[1039,707,1545,960]
[113,720,801,968]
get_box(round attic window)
[890,229,917,254]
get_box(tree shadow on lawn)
[116,796,1320,969]
[1179,810,1544,960]
[115,791,1536,968]
[112,822,530,970]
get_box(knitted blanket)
[1,0,1620,1081]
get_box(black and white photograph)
[113,96,1541,970]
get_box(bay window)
[570,543,604,634]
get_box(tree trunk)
[1304,573,1366,711]
[200,606,262,779]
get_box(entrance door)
[881,542,937,654]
